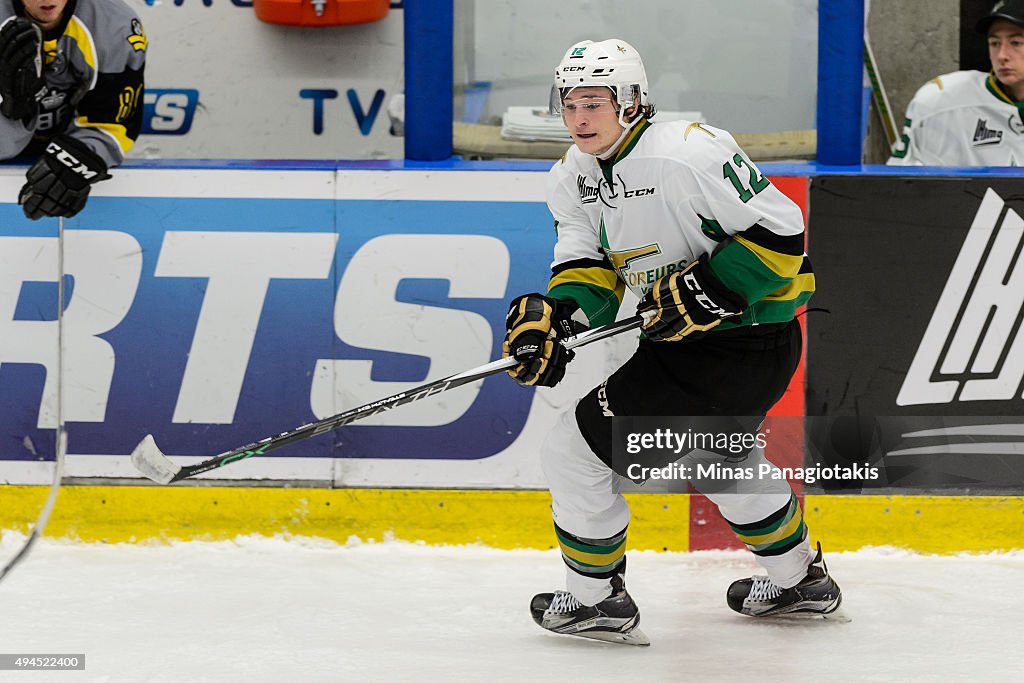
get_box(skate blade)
[564,627,651,647]
[757,597,849,622]
[769,607,851,623]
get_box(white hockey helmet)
[550,39,649,115]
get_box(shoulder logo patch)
[128,19,147,52]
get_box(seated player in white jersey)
[502,38,841,646]
[889,0,1024,166]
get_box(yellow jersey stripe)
[74,117,134,154]
[611,120,649,165]
[548,265,621,294]
[734,235,804,279]
[65,17,99,90]
[763,272,816,301]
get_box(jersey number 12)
[722,153,770,203]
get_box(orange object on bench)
[254,0,389,26]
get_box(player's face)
[22,0,69,31]
[561,87,626,156]
[988,20,1024,96]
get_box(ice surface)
[0,534,1019,682]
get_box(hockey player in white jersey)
[503,39,841,646]
[889,0,1024,166]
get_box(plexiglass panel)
[454,0,818,134]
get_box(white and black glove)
[0,18,45,122]
[19,136,111,220]
[503,293,588,387]
[638,254,747,341]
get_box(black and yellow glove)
[502,293,587,387]
[638,254,747,341]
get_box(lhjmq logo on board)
[898,188,1024,405]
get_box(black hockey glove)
[0,18,45,122]
[503,293,588,387]
[638,254,747,342]
[19,136,111,220]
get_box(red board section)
[689,175,809,551]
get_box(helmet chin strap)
[592,110,643,160]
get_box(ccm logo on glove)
[639,254,747,342]
[19,135,111,220]
[502,293,589,387]
[681,270,734,318]
[47,141,105,181]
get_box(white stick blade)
[130,434,180,484]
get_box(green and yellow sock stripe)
[728,495,808,557]
[554,522,627,577]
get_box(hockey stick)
[1,217,68,584]
[131,312,651,484]
[864,33,898,148]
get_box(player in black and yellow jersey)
[0,0,146,219]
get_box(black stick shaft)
[170,314,644,482]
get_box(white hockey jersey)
[545,119,814,329]
[888,70,1024,166]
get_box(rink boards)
[1,163,1023,552]
[0,166,808,489]
[0,167,584,488]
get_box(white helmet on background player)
[550,39,649,123]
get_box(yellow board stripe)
[548,265,620,293]
[2,487,1022,554]
[0,486,690,550]
[803,494,1024,554]
[733,235,804,279]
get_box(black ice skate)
[727,542,842,617]
[530,574,650,646]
